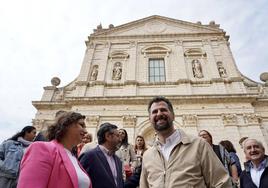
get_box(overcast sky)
[0,0,267,142]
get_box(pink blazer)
[17,140,92,188]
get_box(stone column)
[77,43,96,82]
[126,41,137,81]
[181,114,198,135]
[122,115,137,143]
[86,115,100,142]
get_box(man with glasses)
[79,123,123,188]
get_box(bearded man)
[139,96,232,188]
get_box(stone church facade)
[32,15,268,160]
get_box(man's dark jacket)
[79,145,124,188]
[240,156,268,188]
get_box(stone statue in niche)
[192,59,203,78]
[217,62,227,78]
[112,62,122,80]
[90,65,98,81]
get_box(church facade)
[32,15,268,159]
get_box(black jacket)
[79,146,124,188]
[240,156,268,188]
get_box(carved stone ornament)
[86,116,100,127]
[184,48,207,57]
[32,119,45,130]
[260,72,268,85]
[141,45,171,58]
[122,115,137,128]
[182,115,197,127]
[51,77,61,87]
[243,113,261,125]
[109,51,129,60]
[145,21,166,34]
[222,114,237,126]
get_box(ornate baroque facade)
[32,15,268,161]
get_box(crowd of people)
[0,96,267,188]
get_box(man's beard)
[153,115,172,131]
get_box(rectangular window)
[149,59,166,82]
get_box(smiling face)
[244,139,265,164]
[149,101,174,132]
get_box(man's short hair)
[147,96,174,115]
[97,122,118,145]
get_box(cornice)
[88,32,227,42]
[84,78,244,88]
[32,101,70,109]
[32,94,259,109]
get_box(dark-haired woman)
[0,126,36,188]
[220,140,242,176]
[116,129,137,179]
[17,112,92,188]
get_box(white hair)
[243,138,265,152]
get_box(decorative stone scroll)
[222,114,237,126]
[243,113,262,125]
[122,115,137,128]
[182,115,197,127]
[86,116,100,128]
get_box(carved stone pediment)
[109,51,129,60]
[222,114,237,126]
[182,114,197,127]
[184,48,206,57]
[243,113,262,125]
[122,115,137,128]
[86,116,100,127]
[141,45,171,58]
[91,15,224,38]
